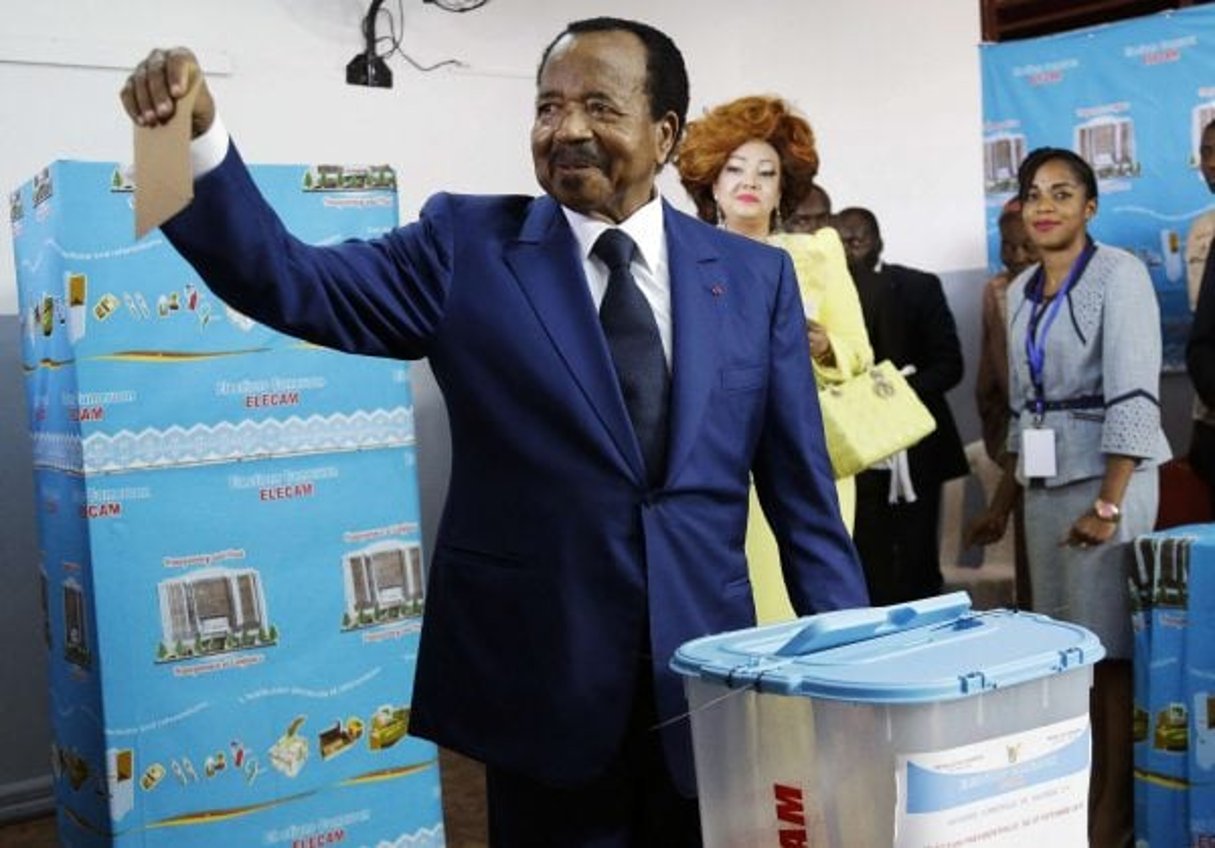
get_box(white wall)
[0,0,986,316]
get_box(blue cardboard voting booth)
[12,160,444,847]
[1131,524,1215,847]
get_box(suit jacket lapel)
[665,204,724,483]
[504,196,643,481]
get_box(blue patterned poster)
[980,5,1215,370]
[12,160,446,848]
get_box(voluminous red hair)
[675,95,819,225]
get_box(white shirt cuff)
[190,115,230,178]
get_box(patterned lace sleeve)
[1100,251,1163,459]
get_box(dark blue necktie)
[593,229,669,487]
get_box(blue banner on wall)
[980,5,1215,370]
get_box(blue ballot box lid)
[671,592,1105,703]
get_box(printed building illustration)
[155,567,273,661]
[1075,115,1139,179]
[1192,102,1215,169]
[984,132,1027,194]
[342,540,425,629]
[63,578,90,670]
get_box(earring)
[773,208,783,233]
[715,202,726,229]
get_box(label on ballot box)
[895,715,1089,846]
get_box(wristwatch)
[1092,498,1122,523]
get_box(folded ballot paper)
[132,78,199,238]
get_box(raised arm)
[118,46,451,360]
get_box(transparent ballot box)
[672,593,1103,847]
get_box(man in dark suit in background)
[784,183,833,235]
[121,17,867,847]
[1187,118,1215,511]
[835,207,968,605]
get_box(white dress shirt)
[190,115,230,177]
[561,200,672,367]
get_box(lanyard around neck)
[1024,238,1096,423]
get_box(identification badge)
[1022,428,1057,478]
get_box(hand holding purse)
[817,360,936,479]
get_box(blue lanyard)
[1024,239,1096,423]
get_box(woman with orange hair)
[676,96,872,623]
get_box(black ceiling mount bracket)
[346,0,393,88]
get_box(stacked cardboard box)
[11,161,444,847]
[1131,524,1215,846]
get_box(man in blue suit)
[122,17,867,846]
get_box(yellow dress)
[746,229,874,623]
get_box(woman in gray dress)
[966,147,1170,847]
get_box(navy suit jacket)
[163,144,867,794]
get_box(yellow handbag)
[817,360,937,479]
